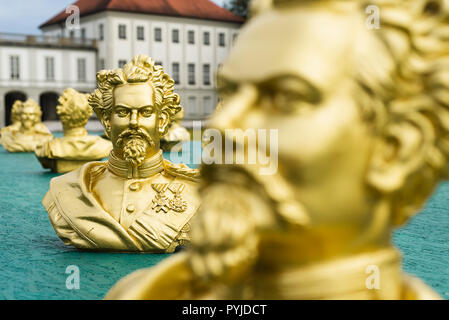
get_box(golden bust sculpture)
[160,108,190,152]
[0,99,53,152]
[106,0,446,299]
[35,88,112,173]
[42,55,200,252]
[0,100,22,136]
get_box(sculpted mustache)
[116,128,154,146]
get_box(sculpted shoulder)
[48,160,107,194]
[162,160,200,183]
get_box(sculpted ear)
[158,110,170,136]
[366,114,433,194]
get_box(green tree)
[224,0,250,18]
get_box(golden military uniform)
[43,150,200,252]
[0,122,20,137]
[1,124,53,152]
[35,128,112,173]
[105,251,442,300]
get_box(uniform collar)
[63,127,88,137]
[108,150,164,179]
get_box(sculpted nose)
[129,110,138,129]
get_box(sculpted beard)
[117,128,155,167]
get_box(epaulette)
[163,160,200,182]
[86,162,107,192]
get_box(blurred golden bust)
[43,55,200,252]
[0,100,22,136]
[107,0,446,299]
[35,88,112,173]
[160,108,190,152]
[0,99,52,152]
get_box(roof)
[40,0,244,28]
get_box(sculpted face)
[214,7,389,253]
[110,83,160,165]
[20,106,39,131]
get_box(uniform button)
[129,182,141,191]
[126,204,135,213]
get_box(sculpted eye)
[263,90,312,114]
[115,108,129,118]
[140,108,154,117]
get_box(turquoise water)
[0,134,447,299]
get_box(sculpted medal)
[151,183,170,213]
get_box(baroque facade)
[0,0,242,128]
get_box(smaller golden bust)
[0,99,52,152]
[35,88,112,173]
[0,100,22,136]
[160,109,190,152]
[42,55,200,253]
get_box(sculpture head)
[11,100,23,125]
[57,88,91,132]
[89,55,182,166]
[20,99,42,131]
[203,0,449,264]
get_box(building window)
[154,28,162,42]
[203,64,211,86]
[77,58,86,82]
[219,33,226,47]
[99,24,104,41]
[172,29,179,43]
[203,96,213,115]
[45,57,55,81]
[188,64,196,85]
[137,26,145,41]
[69,30,74,39]
[172,63,180,84]
[10,56,20,80]
[81,28,86,41]
[188,30,195,44]
[99,58,105,70]
[188,96,197,116]
[118,24,126,39]
[203,31,210,45]
[118,60,127,68]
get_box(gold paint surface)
[0,99,53,152]
[42,56,200,253]
[107,0,446,299]
[35,88,112,173]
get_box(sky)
[0,0,227,34]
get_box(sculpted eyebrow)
[115,104,154,109]
[260,75,322,103]
[115,104,132,109]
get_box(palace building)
[0,0,243,128]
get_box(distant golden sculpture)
[160,108,190,152]
[43,55,200,252]
[107,0,446,299]
[35,88,112,173]
[0,99,52,152]
[0,100,22,136]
